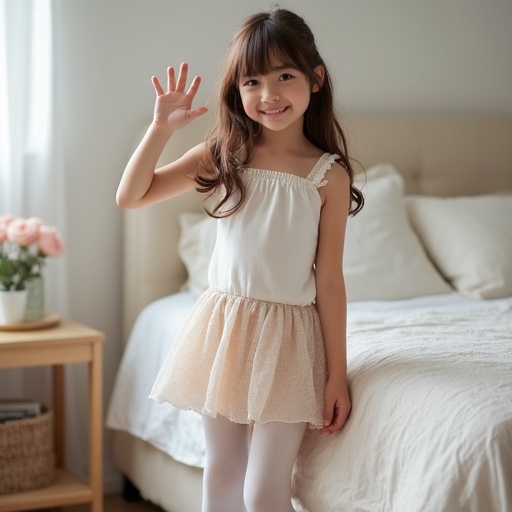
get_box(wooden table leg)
[89,342,103,511]
[52,365,65,468]
[52,365,65,512]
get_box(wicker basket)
[0,407,55,493]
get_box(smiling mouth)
[261,107,288,115]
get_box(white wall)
[53,0,512,491]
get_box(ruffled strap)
[306,153,340,188]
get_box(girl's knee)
[243,485,266,512]
[203,463,242,497]
[243,484,293,512]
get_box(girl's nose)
[262,86,280,102]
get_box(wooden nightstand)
[0,319,105,512]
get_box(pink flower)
[0,226,7,244]
[37,226,64,257]
[6,218,41,246]
[27,217,43,228]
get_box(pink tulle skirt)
[150,288,327,428]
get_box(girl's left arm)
[315,164,351,435]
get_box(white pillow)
[178,212,217,297]
[343,164,452,301]
[406,195,512,299]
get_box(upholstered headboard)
[122,115,512,339]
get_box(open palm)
[152,63,208,131]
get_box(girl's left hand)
[320,377,351,435]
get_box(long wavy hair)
[196,8,364,217]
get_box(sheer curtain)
[0,1,66,217]
[0,0,73,467]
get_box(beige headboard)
[122,115,512,339]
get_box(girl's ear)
[312,65,325,93]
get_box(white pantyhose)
[201,414,307,512]
[202,414,249,512]
[244,420,307,511]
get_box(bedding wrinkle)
[293,306,512,512]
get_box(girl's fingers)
[323,408,333,428]
[189,106,208,119]
[186,75,202,98]
[175,62,188,92]
[154,64,200,96]
[320,399,350,434]
[320,400,334,434]
[331,404,350,433]
[167,66,176,92]
[152,76,165,96]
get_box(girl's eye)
[243,79,259,86]
[279,73,294,81]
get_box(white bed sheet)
[107,292,205,467]
[294,297,512,512]
[107,292,512,511]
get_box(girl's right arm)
[116,63,208,209]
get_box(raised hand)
[151,63,208,131]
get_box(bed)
[107,115,512,512]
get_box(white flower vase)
[0,289,28,325]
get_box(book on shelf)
[0,401,41,423]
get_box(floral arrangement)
[0,215,64,291]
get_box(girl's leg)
[244,421,307,512]
[201,414,249,512]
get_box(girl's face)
[238,56,319,134]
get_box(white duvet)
[107,292,512,512]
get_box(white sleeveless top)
[208,153,339,306]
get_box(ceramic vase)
[0,289,28,325]
[24,276,45,321]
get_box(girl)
[117,7,363,512]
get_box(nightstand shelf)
[0,469,91,511]
[0,319,105,512]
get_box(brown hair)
[195,8,364,217]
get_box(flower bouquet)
[0,215,64,291]
[0,215,63,324]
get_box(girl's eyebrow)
[240,62,297,80]
[269,62,296,71]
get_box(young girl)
[117,7,363,512]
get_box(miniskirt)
[150,288,327,428]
